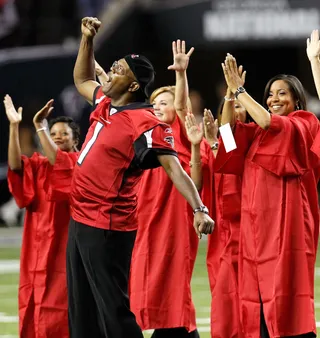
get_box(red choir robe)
[214,111,320,337]
[7,149,78,338]
[130,115,213,332]
[206,172,243,338]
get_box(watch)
[235,86,246,99]
[193,205,209,215]
[211,141,219,150]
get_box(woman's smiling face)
[152,91,176,124]
[266,80,296,116]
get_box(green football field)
[1,241,320,338]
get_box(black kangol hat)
[124,54,155,98]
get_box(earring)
[295,103,300,110]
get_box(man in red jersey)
[67,17,214,338]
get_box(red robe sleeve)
[214,121,258,175]
[44,149,78,201]
[252,111,320,176]
[199,140,216,219]
[7,153,40,208]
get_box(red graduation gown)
[214,111,320,337]
[207,172,243,338]
[7,150,77,338]
[130,116,212,332]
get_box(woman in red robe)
[130,41,213,338]
[215,54,320,338]
[185,75,248,338]
[204,68,249,338]
[4,95,79,338]
[204,85,247,338]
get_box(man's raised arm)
[74,17,102,105]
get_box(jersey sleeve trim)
[133,125,177,169]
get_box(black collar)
[110,102,153,114]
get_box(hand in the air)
[168,39,194,72]
[203,109,218,146]
[307,29,320,61]
[33,99,54,129]
[221,54,246,94]
[81,17,101,38]
[185,113,203,145]
[3,95,22,125]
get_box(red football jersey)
[70,87,177,231]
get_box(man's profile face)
[101,59,138,98]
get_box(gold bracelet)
[189,161,202,168]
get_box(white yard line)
[0,260,19,274]
[2,261,320,277]
[144,326,211,334]
[0,313,18,323]
[196,318,211,324]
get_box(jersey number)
[77,122,104,165]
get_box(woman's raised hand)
[3,95,22,125]
[33,99,54,129]
[221,54,246,93]
[168,39,194,72]
[203,109,218,146]
[185,112,203,145]
[307,29,320,61]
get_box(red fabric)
[7,150,77,338]
[130,116,213,332]
[45,150,78,202]
[0,0,8,9]
[207,172,243,338]
[214,111,320,337]
[70,96,175,231]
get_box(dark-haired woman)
[4,95,79,338]
[186,66,247,338]
[217,55,320,337]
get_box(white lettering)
[203,9,320,41]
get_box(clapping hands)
[221,54,246,94]
[3,95,22,125]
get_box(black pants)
[151,328,200,338]
[66,218,143,338]
[260,302,316,338]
